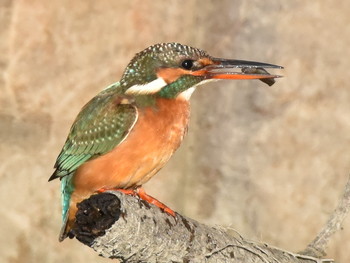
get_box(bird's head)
[121,43,282,99]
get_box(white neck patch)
[177,79,217,100]
[178,87,196,100]
[125,77,167,95]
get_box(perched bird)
[49,42,282,241]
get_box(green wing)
[50,84,138,180]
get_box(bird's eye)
[181,59,194,70]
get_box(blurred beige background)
[1,0,350,262]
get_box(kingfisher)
[49,42,282,241]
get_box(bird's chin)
[177,79,218,101]
[177,87,196,101]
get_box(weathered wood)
[71,191,334,263]
[301,176,350,258]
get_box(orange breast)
[72,97,190,200]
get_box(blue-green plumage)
[50,82,139,240]
[61,174,74,221]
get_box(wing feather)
[49,85,138,180]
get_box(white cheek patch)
[125,77,167,95]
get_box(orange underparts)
[97,187,176,217]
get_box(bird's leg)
[136,188,176,217]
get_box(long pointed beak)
[192,58,284,86]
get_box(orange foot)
[136,188,176,217]
[96,187,176,217]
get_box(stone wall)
[1,1,349,262]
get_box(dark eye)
[181,59,194,70]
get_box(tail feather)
[59,174,75,241]
[59,212,70,242]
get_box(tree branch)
[70,191,336,263]
[301,175,350,257]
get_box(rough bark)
[301,175,350,258]
[70,190,338,263]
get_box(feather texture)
[50,83,138,180]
